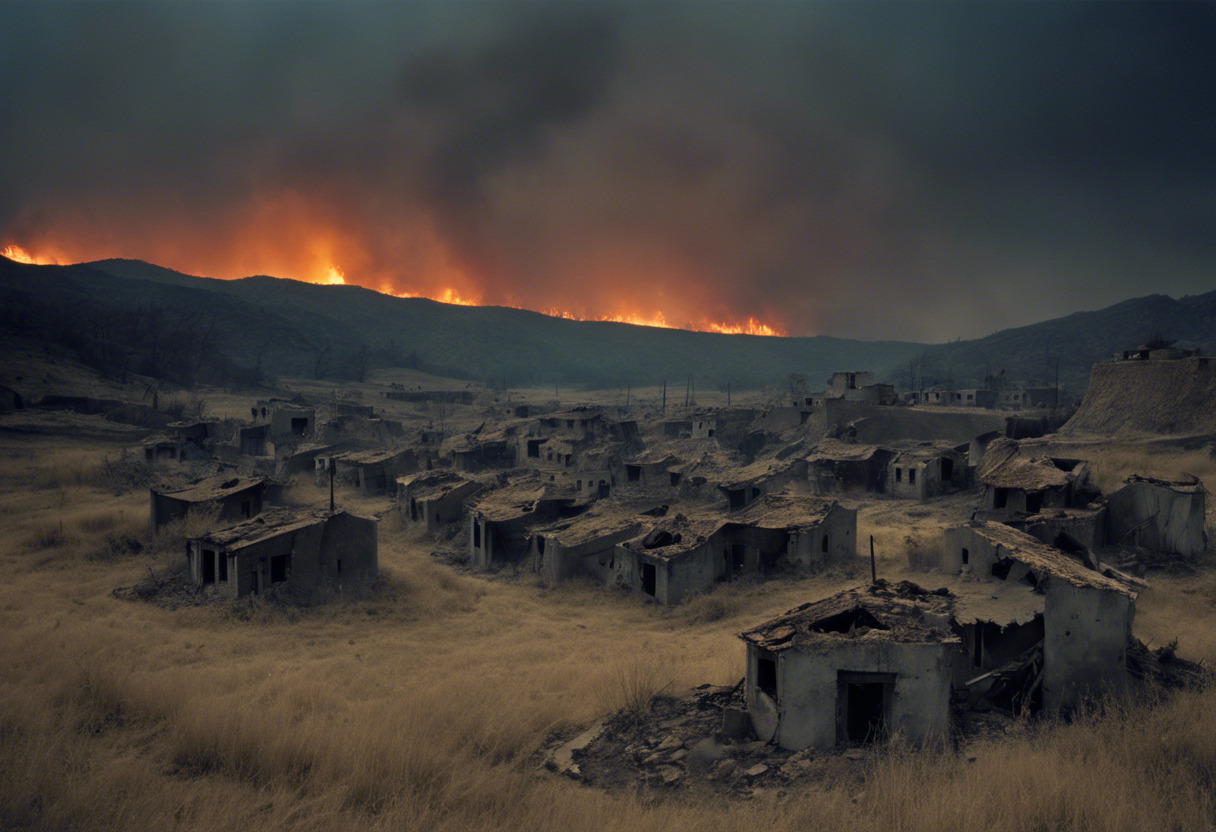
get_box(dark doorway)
[641,562,657,597]
[627,465,641,482]
[993,488,1009,509]
[269,554,290,584]
[940,458,954,480]
[473,522,482,549]
[217,553,227,582]
[730,544,746,574]
[757,654,777,697]
[728,488,747,510]
[837,672,894,745]
[1025,491,1044,513]
[201,549,215,584]
[598,480,610,499]
[291,417,308,435]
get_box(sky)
[1,1,1213,342]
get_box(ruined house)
[612,510,729,604]
[332,448,418,496]
[186,507,377,600]
[238,424,269,456]
[1106,475,1208,556]
[468,480,581,570]
[398,471,484,535]
[149,475,266,531]
[613,494,855,604]
[740,581,958,749]
[806,440,897,495]
[720,457,809,510]
[942,520,1138,712]
[977,439,1097,519]
[887,444,968,500]
[527,505,647,585]
[999,388,1058,409]
[443,429,516,472]
[266,404,315,440]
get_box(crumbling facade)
[186,508,377,600]
[149,475,266,531]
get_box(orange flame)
[2,244,63,266]
[2,238,787,336]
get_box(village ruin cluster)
[13,352,1211,790]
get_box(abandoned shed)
[527,505,646,585]
[266,404,315,439]
[442,431,515,472]
[977,439,1097,519]
[398,471,484,535]
[719,457,808,510]
[1105,475,1208,556]
[740,581,958,750]
[806,439,896,495]
[886,444,967,500]
[333,447,417,496]
[186,507,377,600]
[941,520,1138,712]
[613,510,729,604]
[467,480,581,570]
[149,475,266,532]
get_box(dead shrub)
[601,658,673,720]
[25,520,75,551]
[681,592,737,625]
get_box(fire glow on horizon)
[2,241,789,336]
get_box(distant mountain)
[1,254,1213,393]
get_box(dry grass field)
[2,420,1215,831]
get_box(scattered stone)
[745,763,769,778]
[668,749,688,763]
[710,759,737,780]
[720,707,753,740]
[658,766,683,785]
[656,735,683,751]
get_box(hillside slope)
[1060,357,1216,437]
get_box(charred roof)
[740,580,958,651]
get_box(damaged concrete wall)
[1042,580,1133,712]
[746,640,954,750]
[1106,481,1207,556]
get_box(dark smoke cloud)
[1,1,1213,341]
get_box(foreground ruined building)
[741,521,1140,750]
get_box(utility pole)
[329,458,336,513]
[662,379,667,412]
[870,535,877,584]
[684,375,691,408]
[727,382,731,407]
[626,384,631,410]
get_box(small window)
[269,554,290,584]
[895,468,902,483]
[961,547,970,565]
[908,469,916,485]
[821,534,829,553]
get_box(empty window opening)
[993,488,1009,508]
[895,468,902,483]
[336,559,342,574]
[707,429,715,437]
[1025,491,1044,514]
[269,554,290,584]
[821,534,830,554]
[201,549,216,584]
[291,417,308,435]
[838,672,894,745]
[908,469,916,485]
[728,488,747,510]
[961,547,969,565]
[670,472,681,487]
[527,440,542,458]
[641,562,657,597]
[627,465,641,482]
[757,655,778,697]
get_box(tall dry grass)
[2,434,1216,831]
